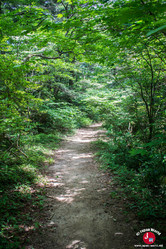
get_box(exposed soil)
[27,124,139,249]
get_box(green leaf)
[147,24,166,36]
[130,148,148,156]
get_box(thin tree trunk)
[0,0,2,14]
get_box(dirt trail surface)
[29,124,138,249]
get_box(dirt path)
[29,124,138,249]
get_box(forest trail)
[29,124,137,249]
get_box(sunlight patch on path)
[66,240,87,249]
[28,123,138,249]
[55,187,86,204]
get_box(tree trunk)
[148,115,154,141]
[0,0,2,14]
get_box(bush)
[93,136,166,220]
[31,102,92,133]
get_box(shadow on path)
[27,124,138,249]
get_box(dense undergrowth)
[0,131,61,248]
[92,88,166,243]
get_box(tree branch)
[24,49,77,62]
[24,54,61,62]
